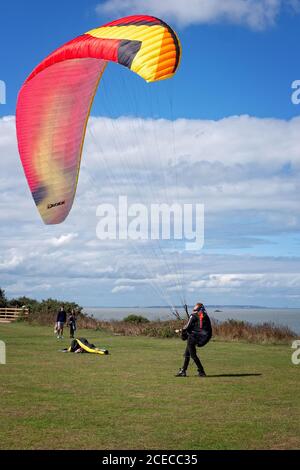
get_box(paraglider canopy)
[16,15,181,225]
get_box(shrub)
[123,314,150,324]
[211,318,297,344]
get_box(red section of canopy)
[102,15,161,27]
[26,35,120,83]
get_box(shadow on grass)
[206,373,262,378]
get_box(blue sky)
[1,0,300,308]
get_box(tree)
[8,296,38,309]
[0,288,7,308]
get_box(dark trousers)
[182,335,204,373]
[70,326,75,338]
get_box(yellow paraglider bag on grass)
[66,337,109,355]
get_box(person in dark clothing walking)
[176,303,212,377]
[56,306,67,339]
[68,310,77,339]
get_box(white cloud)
[190,273,300,289]
[7,281,52,295]
[112,285,136,294]
[0,251,23,271]
[48,233,78,247]
[96,0,300,30]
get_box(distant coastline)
[84,305,298,310]
[83,306,300,333]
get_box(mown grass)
[0,323,299,450]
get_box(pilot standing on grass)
[56,305,67,339]
[176,303,212,378]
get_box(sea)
[83,306,300,334]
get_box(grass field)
[0,323,299,450]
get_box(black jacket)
[183,309,212,337]
[56,310,67,323]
